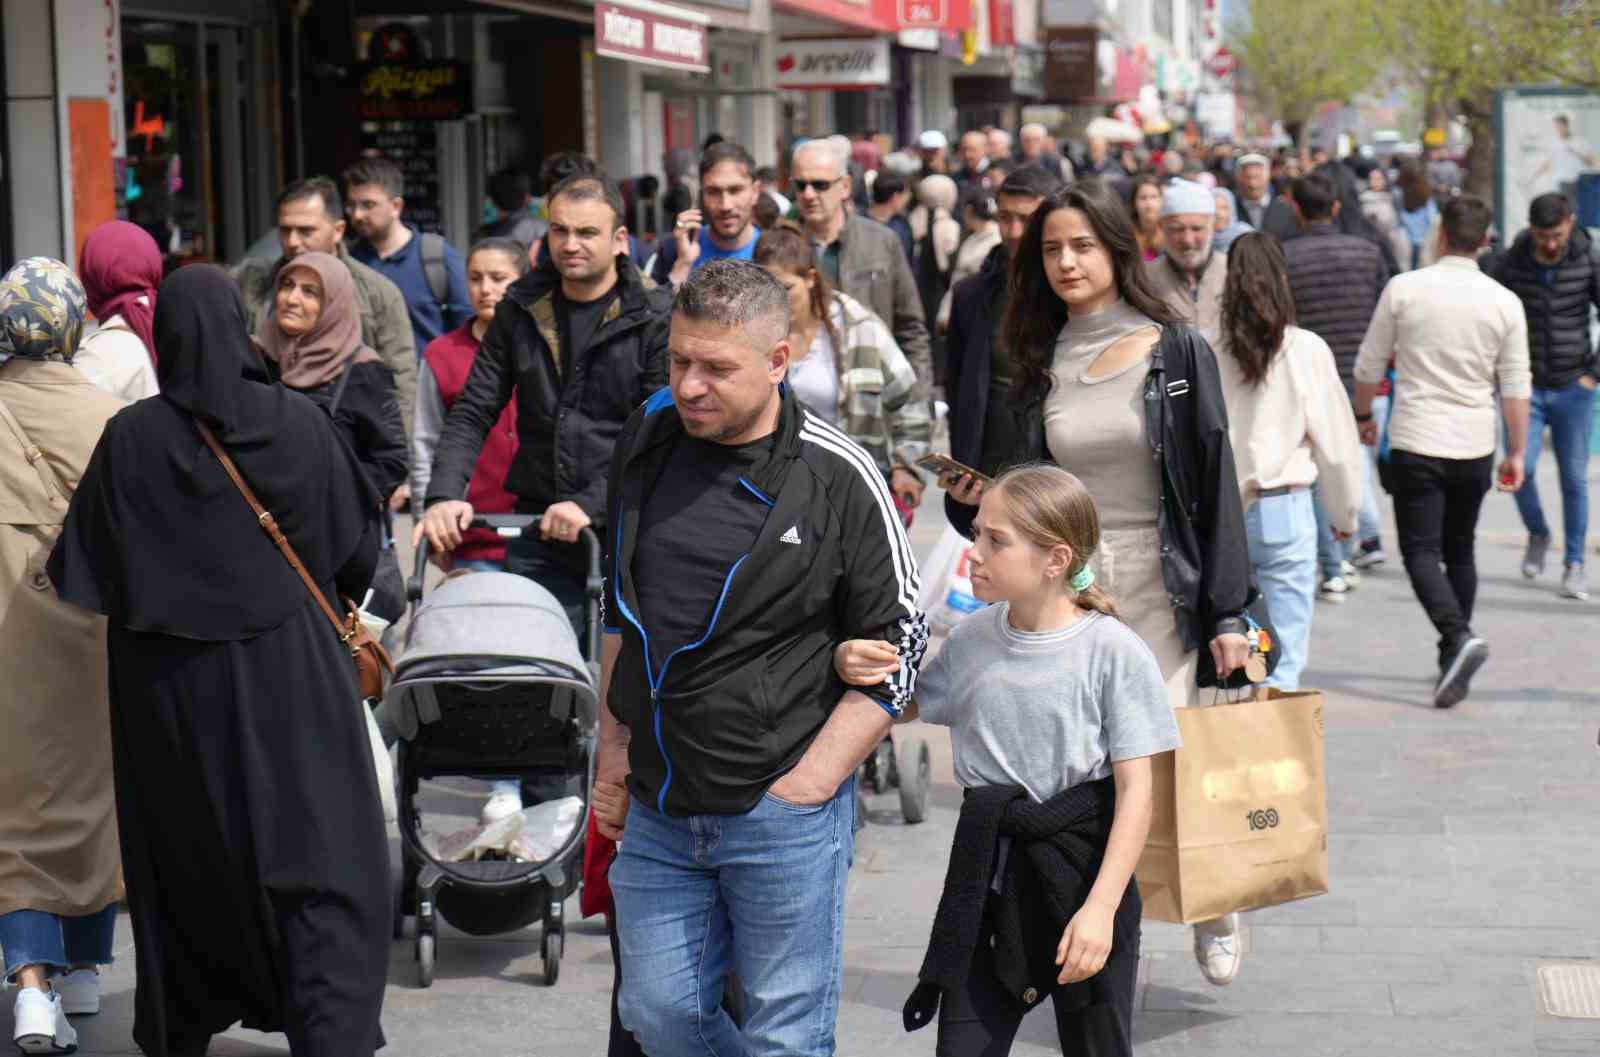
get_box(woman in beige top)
[1212,232,1364,691]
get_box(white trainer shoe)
[1193,913,1243,986]
[1318,576,1350,603]
[13,987,78,1054]
[480,783,523,825]
[53,970,99,1016]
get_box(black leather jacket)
[949,323,1251,649]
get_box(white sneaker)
[1193,913,1242,986]
[1318,576,1350,603]
[1340,560,1361,587]
[52,970,99,1016]
[480,783,523,824]
[12,987,77,1054]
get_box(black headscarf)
[48,265,380,640]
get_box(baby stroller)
[385,515,600,988]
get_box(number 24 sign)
[899,0,948,28]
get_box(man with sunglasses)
[791,138,933,513]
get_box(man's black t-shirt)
[632,432,775,671]
[556,287,619,376]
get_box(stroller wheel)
[417,932,435,988]
[868,740,894,795]
[897,738,931,824]
[543,930,562,986]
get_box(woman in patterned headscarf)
[0,257,127,1051]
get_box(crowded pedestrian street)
[8,0,1600,1052]
[3,465,1597,1057]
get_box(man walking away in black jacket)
[416,173,671,635]
[590,261,927,1057]
[1283,171,1392,602]
[1489,193,1600,600]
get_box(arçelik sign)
[775,38,891,89]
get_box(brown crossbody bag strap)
[194,419,392,695]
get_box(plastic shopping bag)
[918,525,986,633]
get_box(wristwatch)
[1354,411,1374,423]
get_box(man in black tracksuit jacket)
[592,261,927,1057]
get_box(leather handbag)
[194,420,394,699]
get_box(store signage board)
[352,61,473,121]
[1043,26,1097,101]
[776,37,891,89]
[898,0,947,27]
[594,1,711,73]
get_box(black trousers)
[935,880,1141,1057]
[1387,450,1493,653]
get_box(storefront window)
[122,17,256,264]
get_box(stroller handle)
[409,515,604,659]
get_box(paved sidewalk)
[9,464,1599,1056]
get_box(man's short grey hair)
[1020,122,1047,139]
[792,138,847,177]
[673,260,791,350]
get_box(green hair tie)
[1070,567,1095,592]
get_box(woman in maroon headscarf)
[76,220,162,401]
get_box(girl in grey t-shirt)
[835,464,1178,1055]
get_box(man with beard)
[1145,179,1228,331]
[943,164,1064,527]
[417,174,671,636]
[651,142,765,289]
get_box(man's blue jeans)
[0,906,117,983]
[1247,489,1318,690]
[611,777,856,1057]
[1514,379,1597,567]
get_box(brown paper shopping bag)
[1136,688,1329,924]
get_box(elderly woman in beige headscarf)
[257,250,407,618]
[0,257,126,1051]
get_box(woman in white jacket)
[1210,233,1366,689]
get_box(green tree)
[1229,0,1381,144]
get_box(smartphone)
[916,453,992,485]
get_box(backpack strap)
[420,232,449,308]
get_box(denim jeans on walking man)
[611,777,856,1057]
[0,906,117,982]
[1513,379,1597,567]
[1247,489,1319,690]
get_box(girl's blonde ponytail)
[989,464,1123,621]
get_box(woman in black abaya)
[47,265,389,1057]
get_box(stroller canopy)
[382,572,594,740]
[396,571,588,678]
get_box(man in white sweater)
[1353,195,1532,709]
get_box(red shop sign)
[594,1,710,73]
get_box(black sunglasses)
[794,177,842,193]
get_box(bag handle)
[193,419,354,646]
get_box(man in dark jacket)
[793,137,933,509]
[944,164,1063,527]
[1282,170,1392,601]
[1234,153,1299,241]
[417,173,671,631]
[591,261,927,1057]
[1490,192,1600,599]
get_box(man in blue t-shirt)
[651,142,762,289]
[344,157,473,355]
